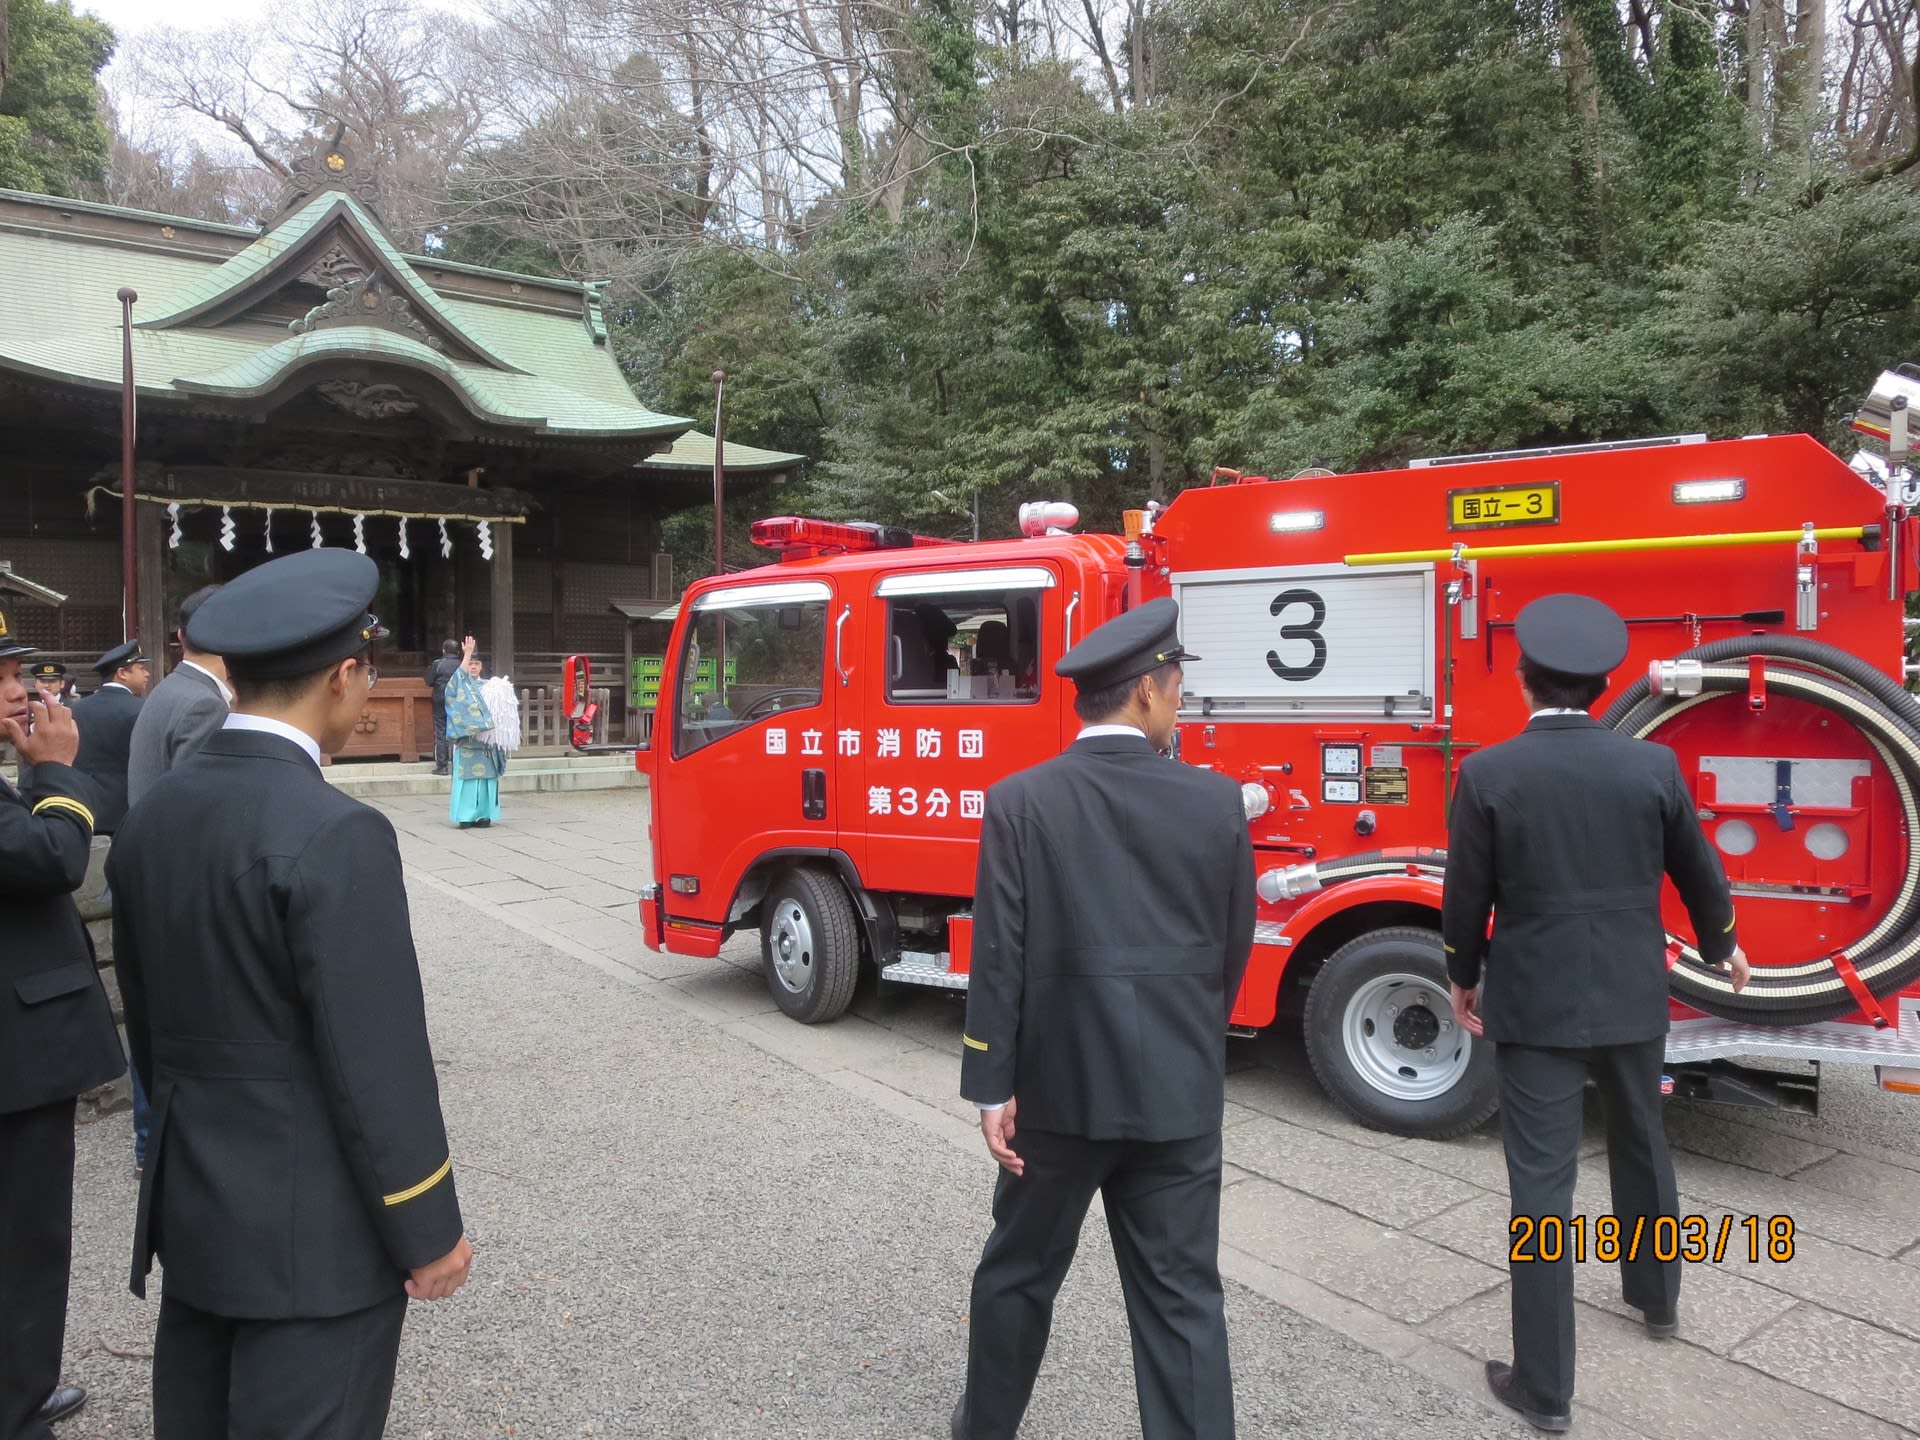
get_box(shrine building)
[0,140,801,750]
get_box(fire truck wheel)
[761,866,863,1023]
[1303,928,1498,1141]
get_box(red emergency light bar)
[749,516,954,558]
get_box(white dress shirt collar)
[1529,707,1590,718]
[1075,723,1149,741]
[179,658,234,705]
[223,712,323,770]
[100,681,131,694]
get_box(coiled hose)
[1600,636,1920,1026]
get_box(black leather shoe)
[37,1386,87,1424]
[1485,1362,1570,1433]
[949,1394,967,1440]
[1639,1304,1680,1338]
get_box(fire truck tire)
[1303,928,1498,1140]
[761,866,863,1023]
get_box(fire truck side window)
[885,592,1042,703]
[674,596,827,756]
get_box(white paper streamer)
[437,519,452,558]
[397,517,410,559]
[218,505,236,552]
[476,520,494,561]
[352,514,367,554]
[167,503,182,550]
[310,511,324,549]
[264,507,275,553]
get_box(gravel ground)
[55,899,1522,1439]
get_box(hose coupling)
[1257,863,1323,903]
[1649,658,1706,698]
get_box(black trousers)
[962,1128,1233,1440]
[1497,1037,1680,1410]
[0,1099,76,1440]
[153,1293,409,1440]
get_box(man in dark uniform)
[125,585,230,1176]
[28,660,69,706]
[69,640,149,834]
[0,609,128,1440]
[14,664,71,795]
[425,638,460,775]
[128,584,230,808]
[1441,593,1750,1434]
[954,597,1256,1440]
[109,550,473,1440]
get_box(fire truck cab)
[570,369,1920,1140]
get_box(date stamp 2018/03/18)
[1509,1215,1796,1264]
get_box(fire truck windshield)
[674,594,828,756]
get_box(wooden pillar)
[490,520,515,681]
[622,619,635,741]
[134,502,167,678]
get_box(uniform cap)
[186,549,388,680]
[0,605,35,662]
[1054,597,1200,691]
[92,640,148,675]
[1513,593,1629,679]
[29,660,67,681]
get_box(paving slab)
[1731,1303,1920,1429]
[1424,1288,1911,1439]
[1227,1114,1485,1228]
[1789,1151,1920,1212]
[1673,1151,1920,1257]
[1658,1103,1839,1176]
[1218,1173,1506,1325]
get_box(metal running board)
[882,950,969,990]
[1664,998,1920,1068]
[1254,921,1290,947]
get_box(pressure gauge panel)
[1321,743,1362,776]
[1322,777,1362,804]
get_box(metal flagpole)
[118,287,139,638]
[712,369,727,704]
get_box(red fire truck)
[567,368,1920,1139]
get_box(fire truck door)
[655,579,839,926]
[854,565,1067,897]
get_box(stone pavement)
[56,785,1920,1437]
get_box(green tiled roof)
[0,187,696,443]
[637,429,805,474]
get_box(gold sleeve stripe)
[382,1157,452,1207]
[962,1034,990,1052]
[1443,942,1456,954]
[31,796,95,830]
[1723,916,1737,932]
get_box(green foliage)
[0,0,114,196]
[1670,183,1920,445]
[545,0,1915,569]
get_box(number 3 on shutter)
[1267,588,1328,682]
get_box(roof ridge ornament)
[272,127,389,233]
[290,274,443,351]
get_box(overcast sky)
[80,0,269,37]
[79,0,490,42]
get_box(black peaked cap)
[1055,596,1200,691]
[186,549,388,680]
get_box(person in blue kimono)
[445,636,502,829]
